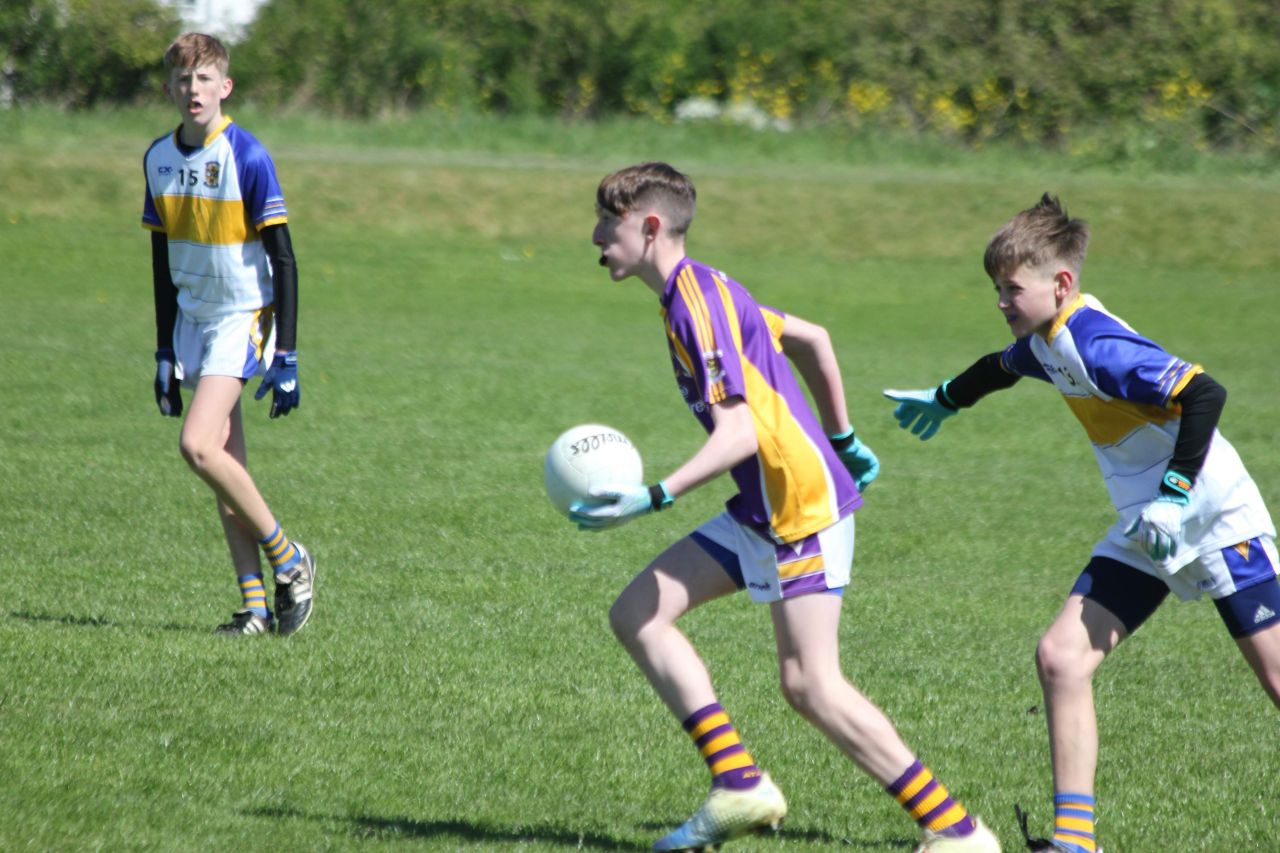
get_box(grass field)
[2,107,1278,851]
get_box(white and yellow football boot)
[652,773,787,852]
[916,817,1002,853]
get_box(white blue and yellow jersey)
[142,117,287,321]
[660,257,861,544]
[1000,293,1274,579]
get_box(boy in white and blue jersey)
[576,163,999,853]
[142,33,314,637]
[886,194,1280,853]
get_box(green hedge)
[1,0,179,107]
[4,0,1277,153]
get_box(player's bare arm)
[779,314,850,435]
[661,396,757,498]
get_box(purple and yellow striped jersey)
[660,257,860,543]
[142,117,288,321]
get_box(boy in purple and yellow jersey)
[574,162,999,853]
[142,33,314,637]
[886,194,1280,853]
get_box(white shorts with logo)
[1094,530,1279,602]
[690,511,855,604]
[173,307,275,387]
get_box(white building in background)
[162,0,268,41]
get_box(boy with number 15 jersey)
[142,32,315,637]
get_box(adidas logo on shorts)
[1254,604,1277,625]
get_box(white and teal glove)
[829,428,880,490]
[883,382,959,441]
[570,482,674,531]
[1125,470,1192,561]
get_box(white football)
[544,424,644,516]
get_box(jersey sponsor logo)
[158,165,173,176]
[747,580,772,591]
[1044,363,1080,387]
[204,162,221,188]
[702,349,726,384]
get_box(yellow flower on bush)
[846,81,891,114]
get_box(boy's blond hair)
[596,162,696,237]
[164,32,230,75]
[984,193,1089,281]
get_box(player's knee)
[608,595,644,646]
[178,432,214,473]
[778,667,831,717]
[1035,630,1094,686]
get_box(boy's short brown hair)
[164,32,230,75]
[596,162,696,236]
[984,193,1089,281]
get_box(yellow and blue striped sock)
[238,573,269,619]
[1052,792,1096,852]
[259,524,300,577]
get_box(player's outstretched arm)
[1125,371,1227,561]
[570,397,757,531]
[885,352,1019,440]
[779,314,879,489]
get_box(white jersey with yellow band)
[142,116,288,321]
[1000,293,1274,585]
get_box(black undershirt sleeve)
[260,223,298,352]
[1165,371,1227,491]
[936,351,1021,410]
[151,231,178,351]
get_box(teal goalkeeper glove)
[569,482,674,531]
[883,382,959,441]
[1125,470,1192,561]
[828,429,880,490]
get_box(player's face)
[165,63,232,132]
[592,208,649,282]
[994,262,1072,338]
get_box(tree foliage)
[4,0,1277,153]
[1,0,179,107]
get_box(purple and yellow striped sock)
[238,573,269,619]
[887,760,976,838]
[1052,792,1096,853]
[683,703,762,790]
[259,524,300,577]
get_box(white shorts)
[1094,530,1280,602]
[690,511,855,603]
[172,307,276,387]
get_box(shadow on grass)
[249,805,649,850]
[250,805,914,850]
[8,609,198,633]
[637,822,913,849]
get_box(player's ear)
[643,213,661,239]
[1053,268,1074,301]
[222,75,234,99]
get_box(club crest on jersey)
[702,349,726,384]
[204,162,221,188]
